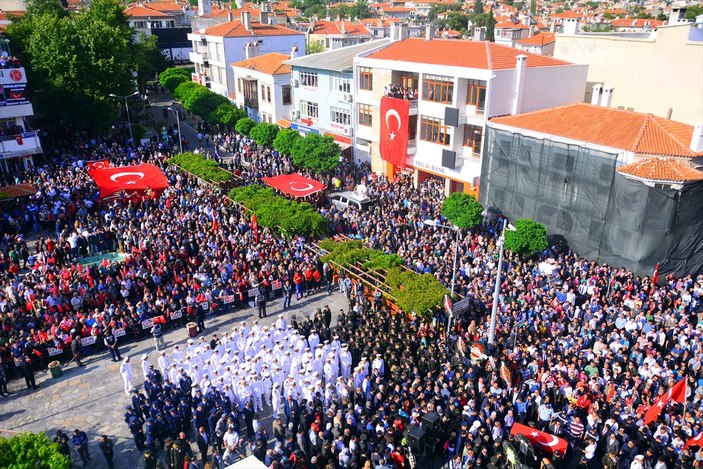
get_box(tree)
[273,128,302,156]
[0,432,70,469]
[473,0,484,15]
[504,218,548,256]
[186,90,229,119]
[235,117,256,136]
[530,0,536,15]
[249,122,280,147]
[486,10,496,41]
[291,133,341,174]
[207,103,246,127]
[441,192,484,229]
[135,33,168,92]
[7,0,140,134]
[159,67,191,92]
[446,12,471,32]
[307,40,325,54]
[685,4,703,19]
[173,81,202,101]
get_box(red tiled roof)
[495,21,530,29]
[491,103,703,158]
[517,32,556,46]
[617,158,703,182]
[551,10,582,19]
[231,52,292,75]
[140,2,181,11]
[365,38,571,69]
[125,5,170,17]
[611,18,665,28]
[382,6,415,12]
[204,19,304,37]
[310,20,371,36]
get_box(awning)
[88,163,169,200]
[225,456,268,469]
[0,183,36,200]
[262,173,325,198]
[276,119,291,128]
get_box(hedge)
[0,432,70,469]
[169,152,233,184]
[229,185,328,238]
[319,240,447,316]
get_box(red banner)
[86,159,111,170]
[251,213,259,243]
[686,432,703,448]
[261,173,325,198]
[88,163,169,200]
[644,378,686,425]
[379,96,410,169]
[510,422,568,455]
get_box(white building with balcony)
[231,52,294,124]
[0,64,42,173]
[187,11,306,98]
[284,39,390,157]
[352,28,588,195]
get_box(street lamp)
[487,219,517,350]
[167,106,183,154]
[423,219,460,298]
[109,91,140,143]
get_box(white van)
[329,190,375,211]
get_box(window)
[238,79,242,93]
[300,71,318,88]
[331,75,352,94]
[463,125,482,155]
[408,115,417,140]
[359,67,372,91]
[467,79,487,111]
[423,74,453,103]
[134,21,147,29]
[282,85,292,105]
[420,116,450,145]
[358,104,373,127]
[301,101,319,118]
[261,84,266,101]
[331,107,351,126]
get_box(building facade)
[187,11,305,98]
[285,40,390,154]
[352,31,588,196]
[0,62,42,173]
[231,52,293,124]
[306,19,373,51]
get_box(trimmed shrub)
[169,152,232,183]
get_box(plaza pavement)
[0,290,350,468]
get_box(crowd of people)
[384,84,418,101]
[1,119,703,469]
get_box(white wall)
[519,65,589,114]
[290,67,353,136]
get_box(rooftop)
[309,19,371,36]
[231,52,292,75]
[551,10,583,19]
[517,32,556,46]
[202,19,304,38]
[491,103,703,158]
[124,5,170,17]
[617,158,703,182]
[365,38,571,69]
[611,18,666,28]
[285,39,390,72]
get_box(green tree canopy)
[291,133,341,174]
[185,90,229,118]
[441,192,484,229]
[486,10,496,41]
[249,122,280,147]
[235,117,256,136]
[7,0,141,134]
[0,432,70,469]
[473,0,484,15]
[306,40,325,54]
[685,4,703,19]
[273,128,302,156]
[173,81,202,101]
[503,218,548,256]
[159,67,191,92]
[135,33,168,91]
[207,103,246,127]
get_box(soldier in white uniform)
[141,354,152,382]
[172,345,184,364]
[271,382,282,418]
[250,373,263,412]
[158,351,171,379]
[308,330,320,351]
[261,368,272,406]
[340,345,352,380]
[120,356,134,395]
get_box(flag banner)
[272,280,282,290]
[644,378,687,424]
[510,422,568,455]
[222,295,235,305]
[113,328,127,338]
[141,318,155,330]
[685,432,703,448]
[170,311,183,320]
[80,336,97,347]
[86,159,111,170]
[379,96,411,168]
[88,163,169,200]
[48,347,63,357]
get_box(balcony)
[189,50,208,65]
[0,131,42,158]
[244,96,259,109]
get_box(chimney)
[600,85,614,107]
[511,55,527,115]
[290,46,298,60]
[341,20,346,35]
[425,24,435,40]
[242,11,251,30]
[399,23,408,40]
[474,26,486,41]
[197,0,212,17]
[336,15,341,22]
[228,11,234,22]
[549,21,556,33]
[691,123,703,153]
[260,10,268,25]
[390,22,398,41]
[563,18,579,35]
[590,84,602,106]
[245,42,253,59]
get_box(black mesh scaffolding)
[480,127,703,278]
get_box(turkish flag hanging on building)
[379,96,410,169]
[644,378,687,425]
[510,422,568,455]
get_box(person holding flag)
[644,378,687,425]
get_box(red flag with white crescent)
[251,213,259,243]
[644,378,687,425]
[379,96,410,168]
[86,159,111,170]
[510,422,568,455]
[652,262,660,285]
[685,431,703,448]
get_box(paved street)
[0,290,349,468]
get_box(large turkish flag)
[510,422,568,455]
[644,378,687,425]
[88,163,169,200]
[379,96,410,168]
